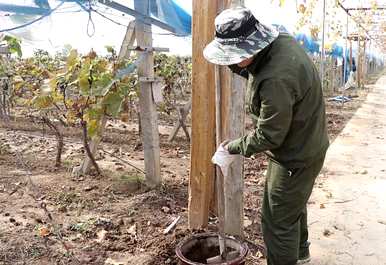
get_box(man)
[204,7,329,265]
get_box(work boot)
[297,246,311,264]
[296,253,311,264]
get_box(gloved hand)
[211,141,240,177]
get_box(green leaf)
[91,73,115,96]
[67,49,78,69]
[85,106,103,121]
[4,35,22,57]
[87,119,99,138]
[102,92,123,117]
[105,45,115,54]
[79,59,91,95]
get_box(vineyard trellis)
[0,0,385,239]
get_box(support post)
[343,14,348,85]
[357,36,361,89]
[320,0,326,90]
[168,100,191,142]
[222,0,245,236]
[222,69,246,236]
[134,0,161,187]
[189,0,218,229]
[118,20,136,60]
[189,0,245,234]
[363,38,367,83]
[349,40,353,72]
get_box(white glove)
[211,141,240,177]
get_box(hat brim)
[203,23,279,66]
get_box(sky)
[0,0,194,56]
[174,0,191,13]
[0,0,382,57]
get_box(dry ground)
[0,82,374,265]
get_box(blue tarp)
[327,43,344,58]
[295,33,320,54]
[0,0,192,36]
[150,0,191,35]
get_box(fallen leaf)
[162,206,170,213]
[127,224,136,236]
[38,226,51,237]
[96,229,107,243]
[320,203,325,209]
[104,257,127,265]
[243,216,253,227]
[83,186,94,192]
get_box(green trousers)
[262,154,326,265]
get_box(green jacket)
[227,33,329,168]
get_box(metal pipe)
[214,65,227,258]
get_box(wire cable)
[91,7,188,37]
[86,0,96,37]
[0,1,65,33]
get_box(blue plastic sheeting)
[150,0,191,35]
[0,0,192,36]
[295,33,320,54]
[35,0,50,8]
[327,96,352,103]
[327,43,344,58]
[0,3,48,15]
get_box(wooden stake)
[219,0,245,237]
[349,40,353,72]
[118,20,136,60]
[189,0,245,235]
[188,0,218,229]
[168,100,191,142]
[134,0,161,188]
[223,72,245,236]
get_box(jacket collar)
[247,39,274,74]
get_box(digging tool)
[207,65,228,264]
[207,165,241,264]
[216,165,227,260]
[207,250,240,264]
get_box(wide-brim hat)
[203,7,279,66]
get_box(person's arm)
[227,79,295,157]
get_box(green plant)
[3,35,22,57]
[5,47,139,171]
[154,54,191,115]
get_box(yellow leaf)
[32,95,53,109]
[87,119,99,138]
[67,49,78,69]
[49,78,57,91]
[298,4,306,13]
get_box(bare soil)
[0,85,372,265]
